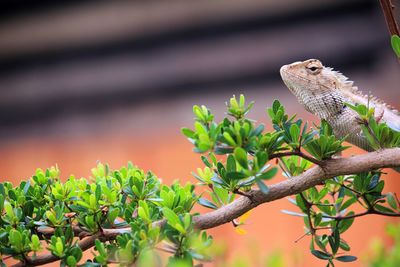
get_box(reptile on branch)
[280,59,400,152]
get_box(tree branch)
[193,148,400,230]
[14,148,400,266]
[379,0,400,36]
[11,234,103,267]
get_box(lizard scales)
[280,59,400,152]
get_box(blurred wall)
[0,0,399,266]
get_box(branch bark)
[379,0,400,36]
[11,234,102,267]
[193,148,400,229]
[16,148,400,266]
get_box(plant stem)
[379,0,400,36]
[270,150,322,165]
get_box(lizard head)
[279,59,353,118]
[280,59,355,93]
[279,59,336,94]
[280,58,356,98]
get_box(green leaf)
[31,234,41,251]
[311,249,332,260]
[183,213,192,230]
[66,256,77,267]
[386,193,398,210]
[107,207,120,224]
[272,100,281,113]
[226,171,247,180]
[95,184,101,201]
[339,197,357,212]
[295,194,308,213]
[255,151,268,169]
[9,230,23,252]
[55,237,64,256]
[391,35,400,58]
[198,198,218,209]
[314,235,327,252]
[226,155,236,172]
[69,204,88,213]
[201,156,212,168]
[23,200,34,217]
[338,213,355,233]
[193,105,205,121]
[314,212,322,227]
[339,239,351,251]
[330,228,340,254]
[223,132,237,146]
[89,194,97,209]
[316,187,329,202]
[234,147,248,169]
[163,208,181,229]
[181,128,195,139]
[95,239,107,258]
[256,180,269,194]
[335,255,357,262]
[138,207,148,222]
[252,125,265,137]
[290,124,300,143]
[239,94,245,107]
[69,246,83,262]
[174,223,186,234]
[374,204,396,214]
[258,167,277,180]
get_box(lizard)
[279,59,400,153]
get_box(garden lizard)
[279,59,400,152]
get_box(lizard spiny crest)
[280,59,400,149]
[280,59,399,115]
[328,67,399,115]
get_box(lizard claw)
[332,151,342,159]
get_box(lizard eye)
[306,64,322,74]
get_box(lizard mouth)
[279,65,295,91]
[279,65,289,78]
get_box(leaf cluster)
[1,96,399,267]
[0,164,211,267]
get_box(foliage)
[0,164,211,266]
[346,103,400,149]
[364,223,400,267]
[0,95,399,266]
[391,35,400,58]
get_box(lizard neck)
[293,87,345,120]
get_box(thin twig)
[322,209,400,220]
[379,0,400,36]
[294,231,310,243]
[322,211,369,220]
[233,189,253,199]
[371,209,400,217]
[340,183,368,209]
[269,150,322,165]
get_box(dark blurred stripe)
[0,0,375,71]
[0,0,387,130]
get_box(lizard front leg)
[374,106,385,123]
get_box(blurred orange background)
[0,0,399,266]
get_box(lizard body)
[280,59,400,152]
